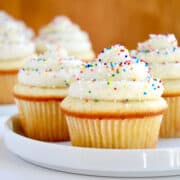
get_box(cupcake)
[134,34,180,137]
[0,11,35,104]
[61,45,167,149]
[14,47,82,141]
[36,16,95,61]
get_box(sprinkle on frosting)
[0,11,34,59]
[0,11,34,43]
[69,44,164,101]
[36,15,93,56]
[133,34,180,80]
[135,34,180,63]
[18,47,82,88]
[138,34,177,51]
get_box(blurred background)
[0,0,180,53]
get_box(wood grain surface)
[0,0,180,53]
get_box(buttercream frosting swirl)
[134,34,180,80]
[36,16,93,56]
[18,48,82,88]
[0,11,34,60]
[138,34,177,51]
[69,44,163,101]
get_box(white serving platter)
[0,104,17,116]
[4,115,180,178]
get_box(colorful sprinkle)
[143,92,147,95]
[94,99,99,102]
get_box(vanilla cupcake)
[61,45,167,149]
[0,11,35,104]
[134,34,180,137]
[36,16,95,61]
[14,47,82,141]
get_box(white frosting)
[138,34,177,51]
[0,11,34,60]
[0,43,35,60]
[151,63,180,80]
[18,48,82,88]
[135,47,180,63]
[69,80,163,101]
[134,34,180,80]
[36,16,93,54]
[69,45,163,101]
[80,61,149,82]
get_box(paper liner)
[160,96,180,137]
[66,115,162,149]
[0,73,17,104]
[16,98,69,141]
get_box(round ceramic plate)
[4,115,180,178]
[0,104,17,116]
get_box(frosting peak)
[138,34,177,51]
[79,45,150,82]
[0,11,34,43]
[36,15,94,58]
[0,11,34,60]
[18,48,82,88]
[134,34,180,63]
[134,34,180,80]
[69,45,163,101]
[97,45,130,63]
[40,16,74,34]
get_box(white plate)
[0,104,17,116]
[4,115,180,178]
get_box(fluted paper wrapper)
[66,115,162,149]
[160,96,180,137]
[16,99,69,141]
[0,73,17,104]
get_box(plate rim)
[4,114,180,152]
[4,114,180,178]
